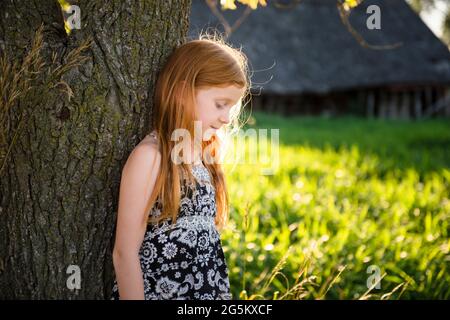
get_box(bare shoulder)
[123,134,161,176]
[114,134,162,258]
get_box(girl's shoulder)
[141,130,159,147]
[136,130,161,156]
[124,131,161,175]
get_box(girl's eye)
[215,103,224,110]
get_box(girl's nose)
[220,110,231,125]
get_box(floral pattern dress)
[111,162,232,300]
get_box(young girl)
[111,35,250,300]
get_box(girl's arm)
[112,141,161,300]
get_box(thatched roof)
[189,0,450,95]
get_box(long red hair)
[146,34,250,230]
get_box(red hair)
[146,33,250,230]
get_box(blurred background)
[189,0,450,299]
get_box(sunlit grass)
[222,112,450,299]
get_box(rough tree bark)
[0,0,192,299]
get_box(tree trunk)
[0,0,191,299]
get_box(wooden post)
[445,87,450,117]
[304,96,311,115]
[379,91,388,119]
[251,95,261,111]
[424,86,433,116]
[378,89,386,119]
[366,90,375,118]
[414,90,422,119]
[388,92,398,119]
[282,96,290,116]
[399,91,410,120]
[292,95,301,116]
[266,95,274,113]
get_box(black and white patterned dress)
[111,161,232,300]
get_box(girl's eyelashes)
[215,103,225,110]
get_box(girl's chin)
[202,128,217,140]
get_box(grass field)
[221,112,450,299]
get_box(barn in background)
[189,0,450,119]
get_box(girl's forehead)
[199,85,245,99]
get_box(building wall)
[250,85,450,119]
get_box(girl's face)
[194,85,245,134]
